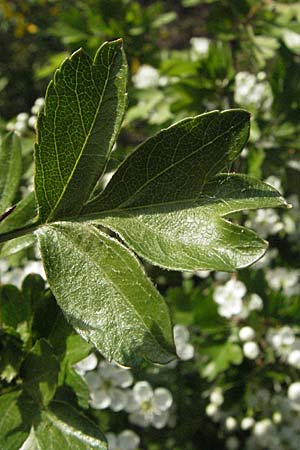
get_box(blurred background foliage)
[1,1,300,449]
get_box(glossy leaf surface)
[33,401,107,450]
[37,222,175,366]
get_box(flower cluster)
[106,430,140,450]
[213,278,263,319]
[234,71,273,112]
[205,383,300,450]
[74,356,174,430]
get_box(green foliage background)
[0,1,300,449]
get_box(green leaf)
[65,368,90,409]
[0,338,23,382]
[89,174,286,271]
[48,312,92,366]
[0,391,33,450]
[201,342,243,381]
[0,132,22,215]
[37,221,175,367]
[21,339,60,406]
[35,39,127,223]
[81,109,284,270]
[0,234,36,258]
[0,284,28,331]
[0,192,37,235]
[83,110,250,213]
[33,400,107,449]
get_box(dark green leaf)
[33,400,107,449]
[0,192,37,235]
[21,339,59,406]
[0,133,22,215]
[0,391,33,450]
[84,110,250,213]
[65,368,90,409]
[37,221,175,366]
[35,39,127,222]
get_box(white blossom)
[245,209,283,238]
[288,382,300,404]
[265,268,299,296]
[234,71,273,111]
[126,381,173,429]
[239,326,256,342]
[86,361,133,411]
[248,293,264,311]
[213,279,246,318]
[132,65,160,89]
[106,430,140,450]
[205,402,219,420]
[243,341,260,359]
[73,353,98,376]
[241,417,255,430]
[173,325,194,360]
[288,350,300,369]
[209,387,224,406]
[225,416,238,432]
[190,37,210,58]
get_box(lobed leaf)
[35,39,127,223]
[83,110,250,213]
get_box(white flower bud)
[288,350,300,368]
[239,326,256,342]
[243,341,260,359]
[210,387,224,406]
[288,382,300,403]
[253,419,273,437]
[225,416,238,432]
[28,116,37,129]
[16,112,29,122]
[241,417,255,430]
[205,403,218,417]
[272,411,282,424]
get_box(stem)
[0,222,39,244]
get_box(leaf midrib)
[51,224,171,356]
[91,115,247,211]
[46,47,118,223]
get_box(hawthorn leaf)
[21,338,60,406]
[0,132,22,215]
[92,174,287,271]
[83,110,250,213]
[0,391,34,450]
[0,234,36,258]
[0,192,37,235]
[35,39,127,223]
[37,222,175,367]
[33,400,107,450]
[0,284,28,334]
